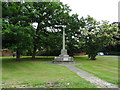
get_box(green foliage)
[2,24,34,54]
[106,52,120,55]
[2,2,79,58]
[0,18,2,27]
[21,2,80,57]
[2,2,119,60]
[2,2,35,59]
[65,14,81,55]
[79,16,119,60]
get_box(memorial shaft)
[63,28,65,50]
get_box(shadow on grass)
[2,56,55,63]
[74,56,89,61]
[2,55,90,63]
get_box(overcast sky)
[60,0,119,23]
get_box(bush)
[105,52,120,55]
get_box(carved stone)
[53,49,74,63]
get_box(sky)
[60,0,120,23]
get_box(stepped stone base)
[53,49,74,63]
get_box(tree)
[65,14,82,56]
[39,14,82,56]
[2,2,35,60]
[79,16,119,60]
[39,32,62,56]
[23,2,73,58]
[2,2,79,59]
[2,1,82,59]
[2,24,34,60]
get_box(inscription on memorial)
[63,58,68,61]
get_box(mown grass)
[74,55,118,85]
[2,56,96,88]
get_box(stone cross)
[53,25,74,63]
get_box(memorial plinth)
[53,26,74,63]
[53,49,74,62]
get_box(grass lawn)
[2,56,96,88]
[75,55,118,85]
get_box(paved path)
[55,63,118,88]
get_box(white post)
[63,27,65,50]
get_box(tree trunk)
[16,50,20,61]
[32,46,36,59]
[88,53,97,60]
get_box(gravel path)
[55,63,118,88]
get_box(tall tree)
[2,1,82,59]
[79,16,119,60]
[2,2,35,60]
[24,2,72,58]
